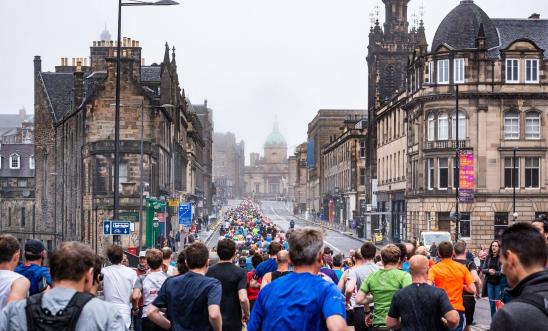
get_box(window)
[525,112,540,139]
[506,59,519,83]
[494,213,508,240]
[8,208,11,227]
[21,208,25,228]
[424,61,434,84]
[525,59,539,83]
[0,156,2,169]
[359,167,366,186]
[504,111,519,139]
[359,140,366,158]
[439,158,449,189]
[269,183,279,194]
[18,179,27,188]
[437,59,449,84]
[459,213,471,238]
[525,157,540,188]
[504,157,519,188]
[451,111,466,140]
[255,183,260,193]
[454,58,465,83]
[453,157,459,188]
[9,154,20,169]
[428,114,436,141]
[438,113,449,140]
[427,159,434,190]
[29,155,35,169]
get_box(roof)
[40,72,74,122]
[264,121,286,147]
[0,144,35,178]
[432,0,499,51]
[0,114,31,130]
[141,65,161,82]
[492,18,548,56]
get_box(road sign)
[103,221,112,235]
[179,203,192,226]
[111,221,131,235]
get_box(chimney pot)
[84,58,88,66]
[72,58,75,66]
[529,13,540,19]
[127,38,132,46]
[136,41,140,47]
[141,58,145,66]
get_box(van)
[420,231,451,251]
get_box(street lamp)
[454,84,460,240]
[512,147,518,222]
[113,0,179,246]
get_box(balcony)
[424,140,468,150]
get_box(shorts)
[346,309,355,326]
[463,295,476,325]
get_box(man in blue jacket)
[15,239,52,295]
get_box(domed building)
[395,0,548,248]
[244,120,289,200]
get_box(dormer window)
[525,59,539,83]
[9,153,20,169]
[506,59,519,83]
[437,59,449,84]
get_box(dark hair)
[185,242,209,269]
[352,249,363,262]
[333,254,343,267]
[217,239,237,260]
[437,241,454,258]
[106,245,124,264]
[268,241,282,256]
[532,219,548,233]
[395,243,407,263]
[50,242,95,282]
[488,240,501,257]
[288,228,324,267]
[25,252,42,261]
[251,253,263,269]
[249,249,256,256]
[161,247,173,260]
[454,241,467,256]
[93,256,104,285]
[502,222,548,268]
[0,234,20,264]
[360,242,377,260]
[146,249,164,270]
[177,250,188,275]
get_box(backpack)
[512,292,548,317]
[25,291,94,331]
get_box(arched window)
[451,111,466,140]
[428,114,435,141]
[438,113,449,140]
[525,112,541,139]
[9,153,20,169]
[504,111,519,139]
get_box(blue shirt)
[15,263,52,296]
[254,258,278,279]
[248,272,346,331]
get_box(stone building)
[0,144,36,247]
[401,0,548,247]
[0,108,34,144]
[34,35,196,250]
[321,118,367,228]
[244,121,288,200]
[306,109,365,216]
[287,142,308,214]
[213,132,245,200]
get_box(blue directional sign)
[103,221,112,235]
[111,221,131,235]
[178,203,193,226]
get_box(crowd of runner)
[0,200,547,331]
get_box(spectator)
[490,222,548,330]
[15,239,52,295]
[0,235,30,311]
[248,228,347,331]
[206,239,250,331]
[386,255,459,330]
[0,242,125,330]
[480,240,504,317]
[102,245,139,329]
[147,242,222,331]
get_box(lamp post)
[454,84,460,240]
[113,0,179,246]
[513,147,518,222]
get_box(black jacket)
[490,270,548,331]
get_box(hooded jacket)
[490,270,548,331]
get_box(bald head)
[409,255,429,277]
[277,250,290,264]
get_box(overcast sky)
[0,0,544,159]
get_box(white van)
[420,231,452,250]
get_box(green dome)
[264,121,287,147]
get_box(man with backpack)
[0,241,126,331]
[491,222,548,330]
[15,239,52,296]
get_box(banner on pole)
[459,150,474,203]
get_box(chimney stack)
[529,13,540,19]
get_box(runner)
[332,254,344,281]
[140,249,168,331]
[0,235,30,311]
[247,253,264,312]
[251,242,282,288]
[15,239,52,296]
[248,228,347,331]
[386,255,459,331]
[161,247,177,276]
[453,241,482,331]
[260,250,292,290]
[428,241,475,331]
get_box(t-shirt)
[388,283,454,331]
[334,269,344,281]
[428,258,474,311]
[254,258,277,279]
[360,268,412,326]
[247,271,260,301]
[15,264,52,296]
[320,267,339,284]
[0,287,126,331]
[206,263,247,331]
[152,271,222,331]
[141,271,168,318]
[454,258,477,298]
[347,263,380,308]
[0,270,23,311]
[248,272,346,331]
[101,264,138,328]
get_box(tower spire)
[163,42,170,65]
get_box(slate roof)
[40,72,74,123]
[141,65,161,82]
[492,19,548,57]
[0,144,35,178]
